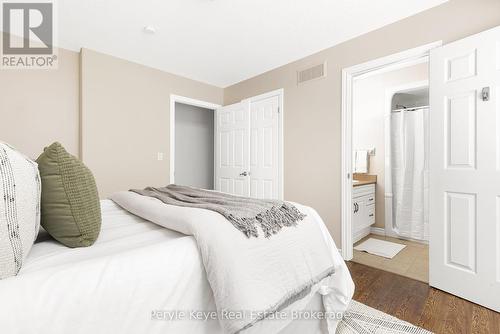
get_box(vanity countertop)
[353,174,377,187]
[353,180,376,187]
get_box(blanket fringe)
[228,204,306,238]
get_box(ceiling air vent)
[297,62,327,85]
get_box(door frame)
[340,41,441,261]
[169,95,221,184]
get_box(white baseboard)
[354,227,385,242]
[353,226,371,244]
[370,227,386,236]
[369,227,429,245]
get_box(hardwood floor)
[347,262,500,334]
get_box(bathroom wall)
[392,89,429,109]
[353,62,428,229]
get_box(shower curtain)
[390,108,429,241]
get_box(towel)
[354,150,369,173]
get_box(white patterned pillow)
[0,143,41,279]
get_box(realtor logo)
[1,0,57,69]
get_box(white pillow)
[0,143,41,279]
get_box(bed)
[0,199,353,334]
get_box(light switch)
[157,152,164,161]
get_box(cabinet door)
[353,199,366,232]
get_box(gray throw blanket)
[131,184,306,238]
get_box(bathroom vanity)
[353,175,376,243]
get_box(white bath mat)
[354,238,406,259]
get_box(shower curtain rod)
[392,105,429,113]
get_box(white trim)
[341,41,442,261]
[370,227,386,236]
[384,80,429,239]
[355,56,429,81]
[341,68,354,261]
[169,95,221,184]
[245,88,284,103]
[370,227,429,245]
[353,226,372,244]
[368,227,429,246]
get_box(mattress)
[0,200,348,334]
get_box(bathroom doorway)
[352,70,429,282]
[341,43,438,283]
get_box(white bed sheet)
[0,200,351,334]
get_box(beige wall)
[0,40,80,158]
[0,41,222,198]
[353,63,428,229]
[81,49,223,198]
[224,0,500,246]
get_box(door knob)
[481,87,490,101]
[239,171,249,177]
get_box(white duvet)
[0,199,353,334]
[111,191,354,334]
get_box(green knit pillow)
[36,142,101,247]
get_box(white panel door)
[249,95,281,199]
[429,25,500,312]
[215,102,250,196]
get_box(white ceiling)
[58,0,448,87]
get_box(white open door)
[215,102,250,196]
[429,25,500,312]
